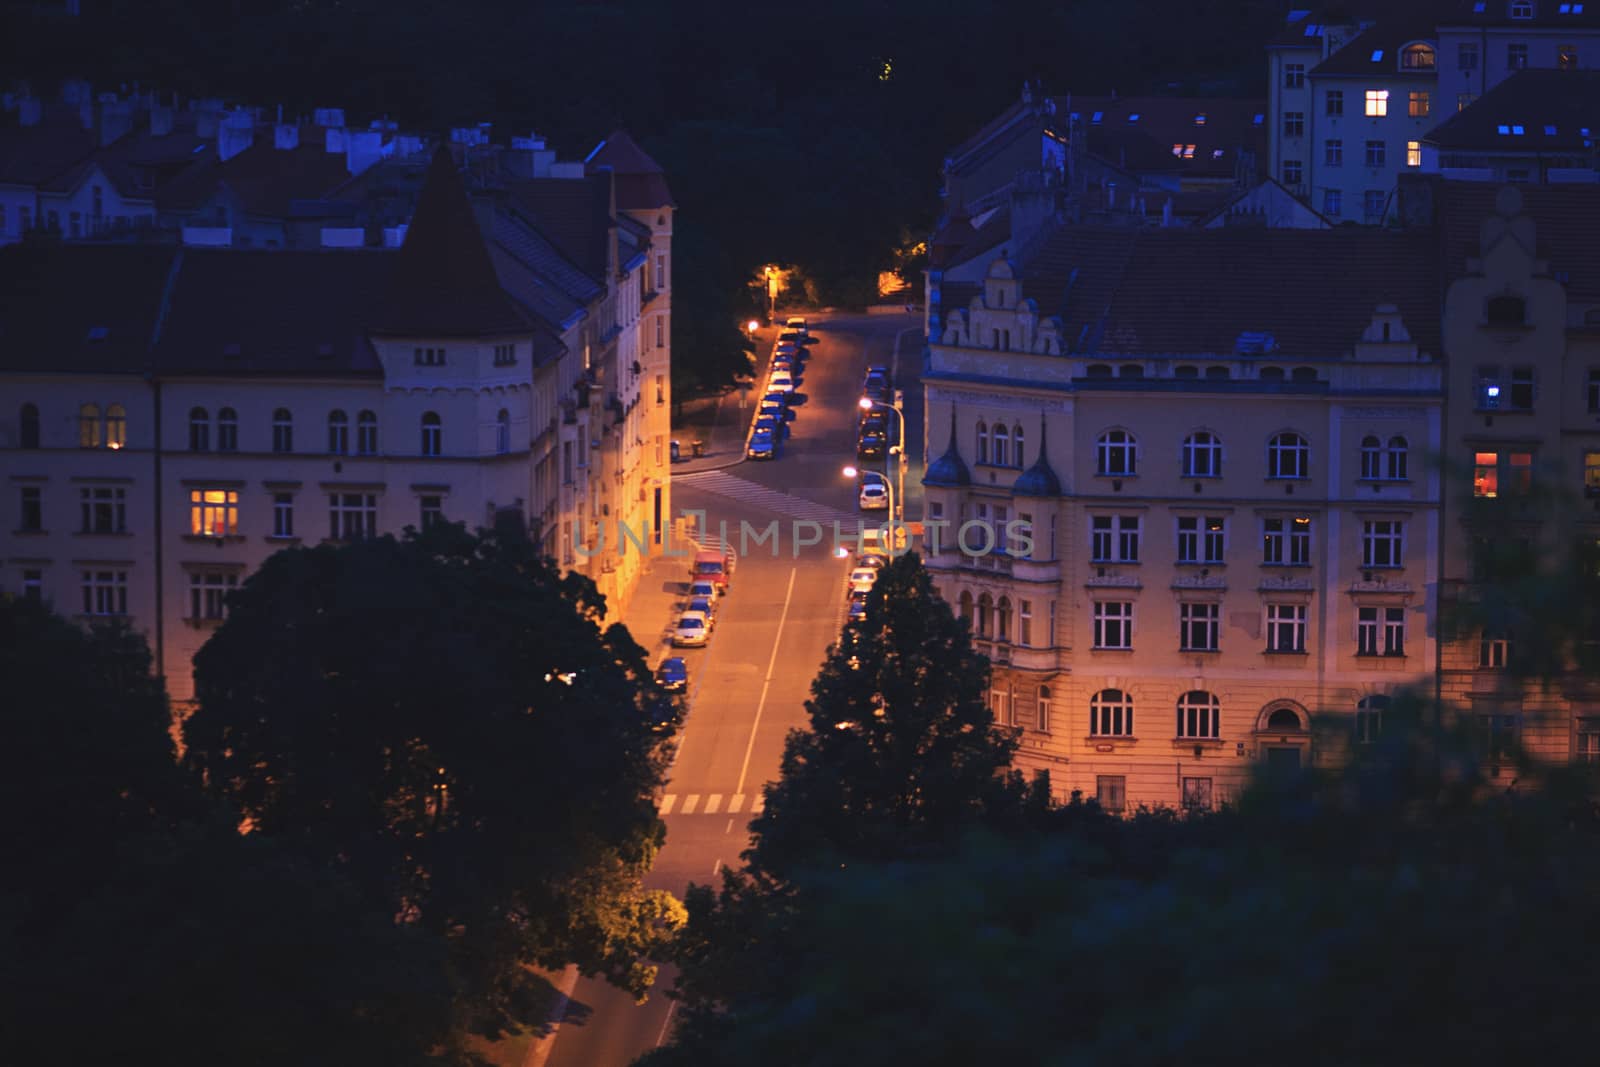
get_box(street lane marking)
[728,793,744,813]
[682,794,700,814]
[735,567,797,797]
[705,793,722,814]
[752,793,766,813]
[658,794,676,815]
[655,1001,678,1048]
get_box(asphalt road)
[541,313,925,1067]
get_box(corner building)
[922,231,1443,810]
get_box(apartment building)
[921,230,1444,810]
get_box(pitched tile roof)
[586,130,676,209]
[945,99,1036,176]
[504,175,613,285]
[370,147,533,338]
[1423,69,1600,152]
[1018,225,1440,358]
[1051,96,1267,181]
[0,243,179,374]
[0,106,95,187]
[1439,0,1600,27]
[40,114,211,200]
[928,207,1010,270]
[156,131,354,217]
[1430,180,1600,303]
[489,209,603,306]
[1309,18,1439,77]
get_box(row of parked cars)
[855,363,895,461]
[844,551,886,624]
[748,317,810,461]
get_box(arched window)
[1360,434,1383,479]
[1266,706,1303,731]
[421,411,442,456]
[496,409,510,454]
[188,407,210,451]
[1012,423,1025,468]
[1267,432,1309,479]
[1386,435,1408,480]
[1259,366,1286,382]
[976,421,989,465]
[1400,42,1435,69]
[1355,694,1389,744]
[272,409,293,453]
[1096,429,1137,475]
[19,403,40,448]
[996,596,1013,642]
[1085,363,1113,379]
[1036,685,1051,733]
[1118,364,1145,379]
[79,403,102,448]
[104,404,126,449]
[1090,688,1133,737]
[217,408,238,452]
[1182,431,1222,478]
[957,590,973,623]
[993,424,1010,468]
[328,410,349,454]
[1177,691,1220,739]
[977,593,994,638]
[1291,367,1319,383]
[357,410,378,455]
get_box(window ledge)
[1473,407,1534,415]
[13,529,49,536]
[181,534,247,544]
[1089,646,1135,653]
[1174,738,1225,747]
[75,530,134,537]
[1357,478,1413,485]
[1263,648,1310,656]
[1174,561,1226,568]
[1179,647,1222,655]
[1354,652,1408,660]
[1265,476,1311,482]
[1086,736,1138,744]
[185,617,225,631]
[1094,472,1138,479]
[264,535,302,545]
[74,613,129,621]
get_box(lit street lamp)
[842,464,896,553]
[858,396,906,526]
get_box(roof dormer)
[984,253,1020,310]
[1399,42,1435,71]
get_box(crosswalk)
[657,792,766,816]
[676,469,861,530]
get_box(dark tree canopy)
[183,517,684,1036]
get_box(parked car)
[689,579,718,602]
[857,431,886,459]
[858,477,889,511]
[754,412,783,438]
[785,316,808,333]
[769,369,794,393]
[847,591,869,622]
[848,567,879,594]
[656,656,688,692]
[771,355,794,373]
[692,548,734,595]
[688,595,717,627]
[645,694,682,733]
[759,394,786,419]
[672,610,711,647]
[747,427,777,460]
[779,330,802,344]
[775,341,799,358]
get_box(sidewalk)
[668,389,751,475]
[613,547,693,659]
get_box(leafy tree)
[183,516,684,1040]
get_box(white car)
[785,316,808,333]
[689,579,718,602]
[858,478,889,511]
[672,610,711,647]
[848,567,879,594]
[769,369,794,393]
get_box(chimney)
[96,97,134,148]
[194,99,223,140]
[550,161,585,179]
[149,104,174,137]
[325,126,347,154]
[218,108,255,162]
[344,129,382,175]
[274,123,300,150]
[18,98,42,127]
[60,79,91,106]
[314,107,345,128]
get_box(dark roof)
[41,115,210,200]
[1309,19,1439,77]
[1019,227,1139,340]
[1439,0,1600,27]
[505,175,613,284]
[928,208,1011,270]
[923,407,972,488]
[154,249,391,377]
[370,147,533,338]
[490,209,602,306]
[156,131,353,217]
[587,130,676,210]
[1051,96,1267,180]
[1012,417,1062,497]
[1432,180,1600,303]
[1424,69,1600,152]
[0,243,179,373]
[946,100,1038,176]
[1090,227,1441,358]
[0,106,94,187]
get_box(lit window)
[1193,113,1207,125]
[1128,112,1141,123]
[190,488,239,538]
[1370,49,1384,62]
[1183,144,1195,158]
[1263,516,1312,565]
[1407,140,1421,166]
[1583,451,1600,497]
[104,404,125,449]
[1401,43,1435,70]
[1365,89,1389,116]
[1408,91,1430,118]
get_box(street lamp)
[842,464,895,554]
[858,396,906,526]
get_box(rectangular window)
[21,569,42,600]
[1559,44,1578,70]
[1509,366,1534,410]
[1176,515,1225,564]
[1266,603,1307,652]
[655,316,665,348]
[1459,41,1479,70]
[19,486,42,532]
[329,492,377,541]
[1407,91,1430,118]
[1323,189,1342,216]
[1365,140,1386,167]
[1019,599,1033,646]
[1283,112,1304,137]
[1096,775,1127,813]
[1508,43,1528,69]
[1182,776,1213,812]
[1478,713,1521,766]
[1457,92,1476,112]
[562,441,574,483]
[1406,140,1421,167]
[189,489,239,538]
[1364,190,1386,222]
[1577,718,1600,765]
[1364,89,1388,117]
[656,374,665,405]
[414,347,445,366]
[1285,63,1306,88]
[81,569,128,616]
[272,493,294,537]
[1326,90,1344,116]
[1090,515,1140,562]
[1325,139,1343,166]
[1480,632,1512,669]
[1262,517,1312,565]
[1282,159,1303,186]
[188,571,238,621]
[1180,601,1220,651]
[656,253,667,289]
[1357,606,1406,655]
[493,343,516,366]
[79,487,126,534]
[1093,601,1133,649]
[1588,369,1600,413]
[1361,520,1404,568]
[1585,452,1600,497]
[420,495,443,529]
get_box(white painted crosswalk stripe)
[728,794,744,813]
[658,794,676,815]
[704,793,723,814]
[681,794,700,814]
[658,792,768,816]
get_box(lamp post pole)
[861,397,907,527]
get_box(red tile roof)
[1430,180,1600,303]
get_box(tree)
[182,516,684,1040]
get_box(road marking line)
[735,567,797,797]
[752,794,766,813]
[682,794,700,814]
[712,858,722,876]
[655,1000,678,1048]
[705,793,722,814]
[658,794,676,815]
[728,793,744,813]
